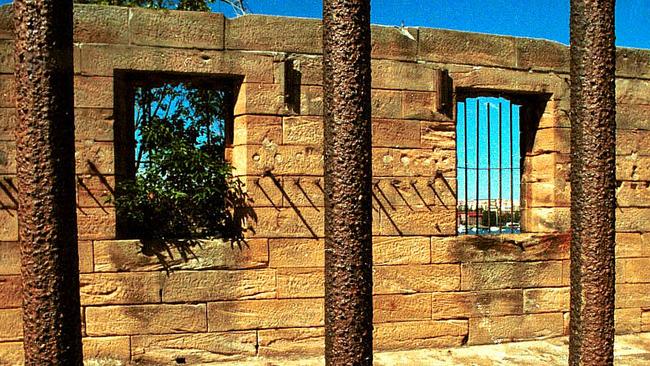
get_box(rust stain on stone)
[569,0,617,365]
[323,0,373,364]
[14,0,83,364]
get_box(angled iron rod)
[14,0,83,364]
[569,0,617,364]
[322,0,373,363]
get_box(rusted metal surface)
[569,0,617,365]
[14,0,83,364]
[322,0,373,364]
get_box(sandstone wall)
[0,4,649,364]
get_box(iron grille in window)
[457,97,521,235]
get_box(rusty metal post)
[322,0,373,364]
[14,0,83,364]
[569,0,617,365]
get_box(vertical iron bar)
[323,0,373,364]
[498,102,502,234]
[487,102,491,231]
[475,99,480,234]
[464,101,469,234]
[510,102,514,230]
[14,0,84,364]
[569,0,616,364]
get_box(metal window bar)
[457,97,521,235]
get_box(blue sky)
[1,1,646,48]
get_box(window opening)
[457,96,521,235]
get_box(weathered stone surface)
[617,48,650,79]
[0,4,13,40]
[0,76,13,110]
[616,308,642,334]
[269,238,323,267]
[78,241,94,273]
[617,155,650,181]
[0,210,17,241]
[0,275,20,308]
[372,119,421,148]
[372,60,436,91]
[531,128,571,155]
[616,233,650,258]
[131,332,257,364]
[277,267,323,298]
[282,116,323,145]
[83,336,131,363]
[431,234,570,264]
[374,320,467,351]
[0,40,12,74]
[234,174,283,207]
[280,175,325,208]
[208,298,324,331]
[380,208,456,236]
[234,83,286,116]
[373,236,430,265]
[431,290,523,319]
[162,270,276,302]
[372,89,403,119]
[130,8,224,49]
[0,141,16,174]
[75,141,114,175]
[258,327,324,357]
[74,108,114,142]
[74,76,113,109]
[0,308,22,340]
[617,130,650,156]
[234,115,282,147]
[77,207,116,240]
[251,207,324,238]
[73,4,128,44]
[0,341,23,365]
[523,287,569,313]
[643,311,650,332]
[617,257,650,284]
[420,121,455,149]
[520,207,570,233]
[468,313,564,345]
[85,304,207,336]
[245,144,324,176]
[616,78,650,105]
[93,238,268,272]
[371,25,418,61]
[373,177,457,210]
[0,108,16,141]
[374,294,431,323]
[373,264,460,294]
[616,103,650,131]
[522,181,571,208]
[0,175,17,209]
[461,261,563,290]
[80,45,274,83]
[402,91,438,120]
[226,15,322,54]
[419,28,517,67]
[452,67,568,98]
[79,272,162,305]
[616,207,650,232]
[372,147,455,177]
[76,175,114,209]
[300,85,324,116]
[515,38,569,72]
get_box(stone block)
[372,60,436,91]
[0,175,17,209]
[234,82,286,116]
[373,236,430,265]
[452,67,568,98]
[76,175,114,209]
[531,128,571,155]
[372,89,403,119]
[83,336,131,363]
[522,181,571,208]
[277,267,323,298]
[233,115,282,146]
[373,264,460,294]
[0,342,22,365]
[75,141,114,175]
[616,207,650,232]
[0,40,12,74]
[617,78,650,105]
[208,298,324,331]
[79,272,162,306]
[258,327,324,357]
[269,238,324,268]
[374,320,467,351]
[616,233,650,258]
[372,119,421,148]
[617,155,650,181]
[0,275,20,309]
[162,269,276,302]
[282,116,323,145]
[73,4,129,44]
[77,207,116,240]
[93,238,268,272]
[617,130,650,156]
[431,290,523,319]
[251,207,324,238]
[515,38,569,72]
[419,28,517,67]
[300,85,324,116]
[538,99,571,129]
[523,287,569,313]
[618,257,650,284]
[643,311,650,332]
[130,8,224,49]
[616,103,650,130]
[78,241,94,273]
[0,141,15,174]
[372,147,455,177]
[374,293,431,323]
[131,332,257,364]
[0,4,12,40]
[402,91,440,120]
[468,313,564,345]
[235,175,283,208]
[281,175,325,208]
[0,210,17,242]
[617,47,650,79]
[74,76,113,109]
[380,208,456,236]
[461,261,563,290]
[0,308,22,341]
[430,234,570,264]
[371,25,418,61]
[0,108,16,141]
[521,207,570,233]
[0,74,14,108]
[420,121,455,149]
[616,308,642,334]
[75,108,114,142]
[245,144,323,176]
[85,304,207,336]
[0,241,18,275]
[80,45,274,83]
[373,177,457,211]
[226,15,322,54]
